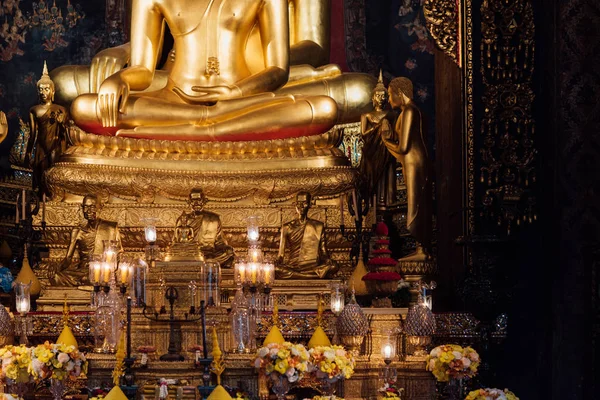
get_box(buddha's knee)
[337,73,377,123]
[307,95,338,125]
[71,94,100,132]
[50,65,91,106]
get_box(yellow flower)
[274,359,288,374]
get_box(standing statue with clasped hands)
[276,191,338,279]
[359,71,397,209]
[26,62,68,198]
[381,77,432,260]
[51,194,122,286]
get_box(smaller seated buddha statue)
[276,191,338,279]
[170,188,234,267]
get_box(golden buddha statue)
[26,62,69,198]
[172,188,234,267]
[50,194,122,286]
[381,78,432,260]
[51,0,375,141]
[0,111,7,144]
[276,191,338,279]
[359,71,397,209]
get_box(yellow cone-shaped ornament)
[207,385,233,400]
[348,251,368,296]
[16,253,41,295]
[57,299,78,349]
[308,326,331,349]
[104,385,129,400]
[57,325,78,349]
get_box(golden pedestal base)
[46,124,358,204]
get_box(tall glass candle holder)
[202,261,221,307]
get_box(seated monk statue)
[172,188,234,267]
[276,191,338,279]
[52,0,375,141]
[50,194,122,286]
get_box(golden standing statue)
[276,192,338,279]
[26,62,68,198]
[359,71,397,209]
[0,111,7,144]
[382,78,432,260]
[53,0,374,141]
[173,189,234,267]
[51,194,122,286]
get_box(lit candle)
[250,263,258,284]
[16,297,30,314]
[351,190,359,221]
[263,263,274,285]
[238,263,246,283]
[383,344,392,360]
[120,264,131,284]
[90,261,101,284]
[339,196,344,225]
[102,262,111,284]
[21,189,26,220]
[331,298,343,314]
[145,225,157,243]
[248,227,259,242]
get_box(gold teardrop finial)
[37,60,53,88]
[316,293,324,327]
[211,327,225,385]
[272,302,280,328]
[374,69,386,93]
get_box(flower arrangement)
[310,396,345,400]
[307,345,355,382]
[0,345,32,383]
[465,388,519,400]
[254,342,310,383]
[425,345,480,382]
[378,382,404,399]
[29,342,87,381]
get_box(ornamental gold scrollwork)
[424,0,462,67]
[46,162,357,204]
[480,0,536,234]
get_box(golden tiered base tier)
[46,124,359,204]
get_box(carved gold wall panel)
[480,0,536,234]
[424,0,462,67]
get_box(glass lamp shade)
[102,240,120,264]
[381,335,396,361]
[15,282,31,314]
[231,287,251,353]
[202,260,221,307]
[132,259,147,307]
[262,260,274,286]
[246,216,261,243]
[329,282,345,315]
[88,255,103,285]
[117,256,134,286]
[142,218,159,244]
[100,261,112,286]
[234,258,247,285]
